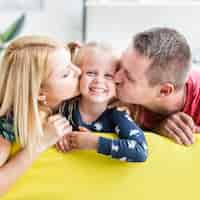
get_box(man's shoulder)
[187,68,200,96]
[188,68,200,84]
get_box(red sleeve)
[130,104,164,130]
[182,69,200,125]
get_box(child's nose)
[95,76,103,82]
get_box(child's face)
[79,50,117,104]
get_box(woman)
[0,35,81,196]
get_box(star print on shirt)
[94,122,103,131]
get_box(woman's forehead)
[47,48,71,75]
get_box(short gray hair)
[133,27,191,89]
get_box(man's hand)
[157,112,195,146]
[195,125,200,133]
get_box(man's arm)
[154,112,195,146]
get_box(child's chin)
[90,97,109,104]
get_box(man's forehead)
[122,48,152,72]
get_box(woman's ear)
[38,95,46,101]
[159,83,175,97]
[38,92,48,105]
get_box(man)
[114,27,200,146]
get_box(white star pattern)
[129,129,140,136]
[111,143,119,152]
[115,126,120,135]
[119,157,127,161]
[128,140,136,149]
[93,122,103,131]
[142,142,148,150]
[125,114,133,122]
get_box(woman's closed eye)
[63,68,71,78]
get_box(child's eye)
[86,71,97,77]
[105,74,114,80]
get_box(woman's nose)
[71,64,81,77]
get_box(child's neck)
[79,97,108,124]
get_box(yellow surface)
[2,133,200,200]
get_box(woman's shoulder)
[0,115,15,143]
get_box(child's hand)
[68,129,99,150]
[55,134,72,153]
[157,112,195,146]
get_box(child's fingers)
[55,143,60,151]
[55,140,65,152]
[63,137,71,151]
[79,126,90,132]
[69,134,78,148]
[71,142,78,149]
[60,140,66,152]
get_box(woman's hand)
[36,114,72,153]
[55,134,72,153]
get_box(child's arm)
[97,109,148,162]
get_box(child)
[57,42,148,162]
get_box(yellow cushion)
[2,133,200,200]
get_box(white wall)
[0,0,83,43]
[86,4,200,52]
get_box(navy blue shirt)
[60,99,148,162]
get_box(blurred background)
[0,0,200,64]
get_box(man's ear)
[159,83,175,97]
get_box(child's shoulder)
[59,96,80,116]
[107,106,131,118]
[108,106,130,114]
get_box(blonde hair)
[0,35,66,148]
[68,41,119,69]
